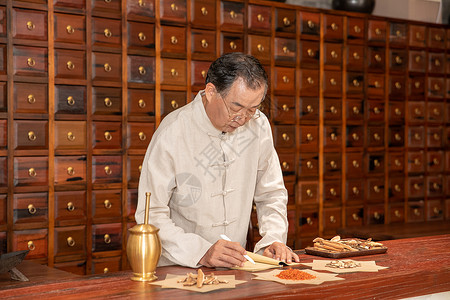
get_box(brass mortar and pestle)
[127,192,161,281]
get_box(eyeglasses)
[218,93,261,122]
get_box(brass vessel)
[127,192,161,281]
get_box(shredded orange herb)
[276,268,316,281]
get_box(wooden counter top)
[1,234,449,299]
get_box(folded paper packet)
[232,252,301,272]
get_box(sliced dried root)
[178,269,229,288]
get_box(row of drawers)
[11,1,450,50]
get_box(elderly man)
[136,52,299,268]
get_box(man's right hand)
[198,239,247,268]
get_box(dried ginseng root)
[325,260,362,269]
[177,269,229,288]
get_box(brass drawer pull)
[229,10,237,19]
[375,28,382,35]
[352,106,359,114]
[330,133,337,141]
[27,94,36,104]
[28,168,37,177]
[67,202,75,211]
[330,160,337,169]
[104,131,112,141]
[104,199,112,209]
[67,96,75,106]
[331,23,338,31]
[414,158,421,166]
[415,55,421,63]
[395,82,402,89]
[432,183,440,190]
[28,241,35,251]
[257,14,264,22]
[306,161,313,169]
[395,108,402,116]
[395,210,401,218]
[28,131,37,141]
[104,166,112,175]
[413,183,421,190]
[138,32,146,41]
[104,97,112,107]
[433,207,440,215]
[415,32,422,40]
[171,3,178,11]
[66,25,74,34]
[434,34,442,41]
[306,217,313,225]
[282,46,290,54]
[374,54,381,62]
[414,133,421,141]
[352,133,359,141]
[414,81,421,89]
[330,78,337,86]
[414,208,420,216]
[433,84,440,91]
[395,30,402,37]
[104,268,109,273]
[306,189,313,197]
[353,52,360,60]
[138,99,146,108]
[27,21,35,30]
[374,212,381,220]
[374,81,381,88]
[373,107,381,114]
[27,58,36,67]
[66,61,75,70]
[395,159,401,167]
[104,234,111,244]
[170,68,178,77]
[139,66,146,75]
[229,41,237,50]
[353,25,361,33]
[104,63,112,72]
[282,104,289,112]
[282,161,289,170]
[307,48,315,57]
[201,7,208,15]
[352,213,359,221]
[282,133,290,141]
[395,133,402,141]
[170,36,178,44]
[138,131,146,141]
[432,108,440,116]
[433,133,440,141]
[138,164,142,172]
[283,17,290,26]
[104,28,112,38]
[67,167,75,176]
[171,100,179,109]
[414,108,422,116]
[28,204,36,215]
[373,185,381,193]
[201,39,208,48]
[434,59,441,66]
[330,106,338,114]
[329,188,336,196]
[307,77,314,84]
[432,158,439,165]
[307,20,314,29]
[257,44,264,52]
[374,159,380,167]
[374,133,381,141]
[353,79,359,87]
[330,215,336,223]
[306,105,313,113]
[306,133,313,141]
[201,70,206,78]
[395,56,402,64]
[352,160,359,168]
[67,131,75,141]
[352,187,359,195]
[67,237,75,247]
[104,0,111,3]
[282,76,289,83]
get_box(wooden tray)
[304,246,388,258]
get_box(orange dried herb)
[276,268,316,281]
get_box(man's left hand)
[263,242,300,264]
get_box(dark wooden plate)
[304,246,388,258]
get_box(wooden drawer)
[54,260,86,275]
[273,67,294,94]
[92,223,122,252]
[55,0,85,10]
[323,180,341,206]
[92,17,121,47]
[428,52,445,74]
[323,15,343,41]
[407,201,424,223]
[248,4,271,33]
[13,192,48,225]
[366,152,384,175]
[366,205,384,225]
[14,120,48,150]
[0,82,5,111]
[346,153,364,178]
[323,152,341,178]
[388,152,404,173]
[389,75,406,100]
[427,175,444,198]
[92,122,122,150]
[299,11,320,37]
[407,176,425,199]
[191,0,216,28]
[92,155,122,184]
[367,20,386,43]
[427,77,445,99]
[367,73,385,99]
[127,89,155,117]
[92,256,121,274]
[323,98,341,123]
[92,87,121,116]
[55,85,86,115]
[127,122,155,149]
[54,13,85,44]
[367,47,385,72]
[299,126,318,152]
[220,1,244,31]
[54,226,86,257]
[191,60,211,87]
[0,194,5,225]
[55,49,85,79]
[92,190,122,221]
[275,8,296,34]
[298,210,319,237]
[299,97,319,123]
[408,126,425,148]
[274,37,296,64]
[13,46,48,77]
[127,156,144,186]
[408,76,425,100]
[389,22,407,46]
[272,96,295,124]
[0,158,6,187]
[54,121,86,150]
[191,29,215,58]
[347,17,365,42]
[13,8,47,41]
[278,152,295,176]
[388,176,404,202]
[407,151,425,173]
[388,102,404,124]
[388,126,404,147]
[247,34,271,65]
[14,83,47,114]
[127,189,138,220]
[161,26,186,54]
[127,22,155,50]
[346,126,364,148]
[92,52,121,82]
[298,153,319,178]
[55,191,86,226]
[127,55,155,84]
[346,99,364,123]
[297,181,318,204]
[161,59,186,86]
[160,0,186,23]
[389,203,404,223]
[346,179,364,204]
[220,33,244,54]
[127,0,155,19]
[427,127,443,149]
[160,91,186,118]
[366,100,384,123]
[367,126,384,148]
[408,102,425,124]
[427,151,444,173]
[389,49,407,72]
[92,0,121,14]
[427,102,444,124]
[428,27,446,49]
[346,73,364,98]
[323,71,341,97]
[323,125,341,150]
[346,206,364,227]
[54,156,86,186]
[273,125,295,149]
[427,199,443,221]
[0,7,5,37]
[12,229,48,259]
[409,50,426,73]
[409,25,426,47]
[14,157,48,187]
[300,41,320,68]
[323,208,341,232]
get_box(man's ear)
[204,83,216,103]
